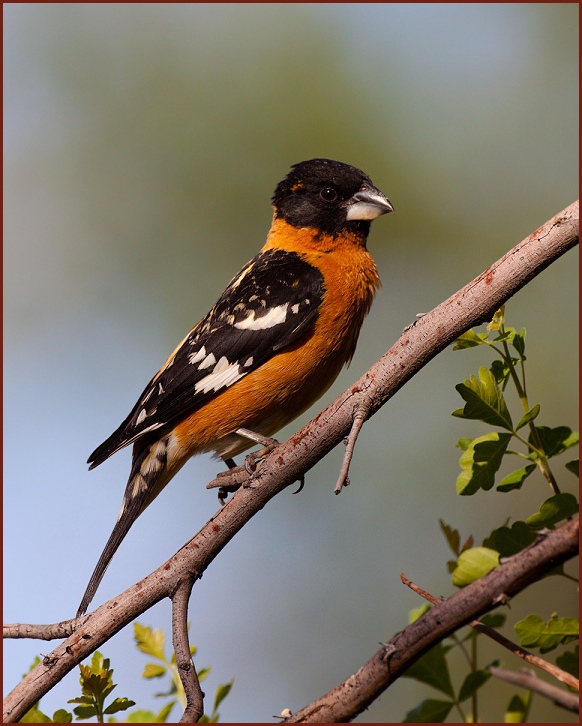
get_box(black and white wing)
[88,248,324,468]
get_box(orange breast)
[169,219,380,465]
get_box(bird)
[77,158,393,617]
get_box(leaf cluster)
[20,624,232,723]
[452,312,578,497]
[400,309,578,722]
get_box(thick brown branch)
[285,516,578,723]
[3,201,579,723]
[488,666,578,713]
[400,573,579,691]
[171,580,204,723]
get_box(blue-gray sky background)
[4,4,578,722]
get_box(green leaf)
[72,704,98,719]
[530,426,579,458]
[403,699,454,723]
[408,603,432,624]
[490,331,514,345]
[197,666,211,682]
[526,493,579,530]
[134,623,166,661]
[456,432,512,495]
[514,613,579,653]
[504,691,531,723]
[89,651,110,674]
[452,367,513,430]
[515,404,540,431]
[124,709,162,723]
[52,710,73,723]
[439,519,460,556]
[124,702,177,723]
[153,683,178,699]
[452,547,500,586]
[123,711,156,723]
[483,521,536,556]
[479,613,506,629]
[458,669,492,702]
[213,679,234,711]
[156,701,177,722]
[490,359,513,388]
[556,645,579,679]
[487,306,505,331]
[402,643,455,698]
[103,698,136,716]
[20,707,52,723]
[452,329,489,349]
[510,328,526,357]
[496,465,536,492]
[142,663,167,679]
[456,437,473,451]
[565,459,579,477]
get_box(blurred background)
[4,4,578,722]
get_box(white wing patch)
[188,346,207,365]
[198,352,216,370]
[194,356,244,394]
[134,421,165,436]
[234,303,288,330]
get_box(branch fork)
[3,201,578,724]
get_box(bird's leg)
[236,427,306,494]
[235,427,280,474]
[205,457,244,505]
[215,457,240,505]
[207,428,304,502]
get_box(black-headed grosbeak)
[77,158,393,616]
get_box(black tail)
[87,419,135,470]
[76,500,141,617]
[77,442,167,616]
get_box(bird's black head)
[272,158,393,237]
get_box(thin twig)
[171,580,204,723]
[3,620,77,641]
[334,404,369,494]
[285,516,578,722]
[488,666,578,713]
[400,573,579,691]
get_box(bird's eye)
[320,187,338,203]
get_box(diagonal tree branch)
[285,517,579,723]
[400,574,579,690]
[171,580,204,723]
[488,666,578,714]
[3,201,579,723]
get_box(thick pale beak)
[345,184,394,221]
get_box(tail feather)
[76,500,141,617]
[87,420,135,470]
[77,440,169,617]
